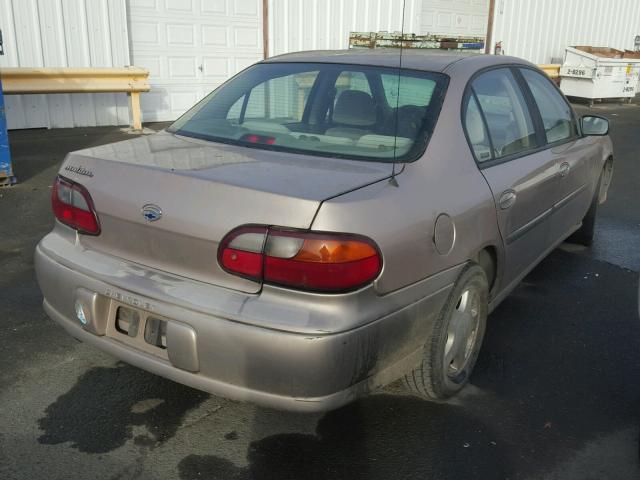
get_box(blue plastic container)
[0,75,16,186]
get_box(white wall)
[267,0,490,57]
[5,0,639,130]
[0,0,131,129]
[2,0,483,129]
[491,0,640,64]
[268,0,422,56]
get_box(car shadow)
[177,394,509,480]
[37,362,209,453]
[176,249,640,479]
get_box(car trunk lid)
[60,132,393,293]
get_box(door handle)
[559,161,570,177]
[499,190,517,210]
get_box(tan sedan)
[35,50,613,411]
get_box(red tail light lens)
[51,176,101,235]
[218,226,382,293]
[218,226,267,279]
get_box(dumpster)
[560,46,640,105]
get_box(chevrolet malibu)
[35,50,613,412]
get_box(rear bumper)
[35,230,458,412]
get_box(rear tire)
[404,264,488,401]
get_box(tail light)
[219,226,382,293]
[241,133,276,145]
[51,175,101,235]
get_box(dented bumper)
[35,226,457,412]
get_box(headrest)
[333,90,376,127]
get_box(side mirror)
[581,115,609,136]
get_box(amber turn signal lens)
[293,238,379,263]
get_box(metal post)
[484,0,496,54]
[262,0,269,59]
[0,74,16,187]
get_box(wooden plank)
[128,92,142,132]
[0,67,150,129]
[0,68,151,94]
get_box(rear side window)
[471,68,538,159]
[519,68,576,144]
[381,74,436,107]
[244,71,319,123]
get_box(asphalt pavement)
[0,103,639,480]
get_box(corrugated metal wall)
[0,0,130,129]
[268,0,422,56]
[491,0,640,64]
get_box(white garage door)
[128,0,263,122]
[421,0,488,37]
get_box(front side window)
[168,62,448,162]
[520,68,576,144]
[471,68,538,159]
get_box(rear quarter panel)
[311,67,502,295]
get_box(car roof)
[262,49,532,73]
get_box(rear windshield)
[167,62,449,163]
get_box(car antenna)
[389,0,406,188]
